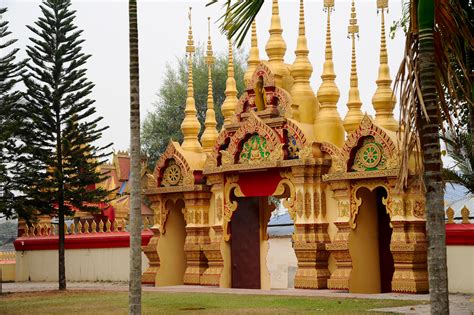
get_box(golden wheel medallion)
[360,143,382,168]
[164,163,181,186]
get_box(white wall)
[16,248,148,282]
[447,245,474,294]
[266,237,297,289]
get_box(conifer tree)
[0,8,26,218]
[20,0,111,290]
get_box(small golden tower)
[314,0,344,147]
[265,0,288,86]
[372,0,397,131]
[244,20,260,87]
[201,17,218,153]
[180,7,203,153]
[221,39,238,125]
[343,0,364,133]
[290,0,317,124]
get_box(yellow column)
[290,0,317,124]
[314,0,344,147]
[181,7,203,153]
[244,21,260,87]
[372,0,397,131]
[221,40,238,125]
[343,0,364,133]
[201,17,218,153]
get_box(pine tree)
[20,0,111,290]
[0,8,27,218]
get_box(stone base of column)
[141,227,160,285]
[201,226,224,286]
[183,226,209,285]
[391,221,428,293]
[294,223,330,289]
[327,221,352,291]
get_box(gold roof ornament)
[244,20,260,87]
[290,0,317,123]
[265,0,287,83]
[343,0,364,133]
[372,0,397,132]
[181,7,203,153]
[221,38,238,125]
[201,17,218,153]
[314,0,344,147]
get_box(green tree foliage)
[17,0,111,290]
[0,8,26,217]
[142,47,246,168]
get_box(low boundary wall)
[14,230,152,282]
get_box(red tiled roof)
[117,156,130,181]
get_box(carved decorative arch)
[320,142,345,173]
[285,119,308,158]
[222,171,296,241]
[229,111,281,154]
[154,142,194,187]
[342,116,397,161]
[249,61,276,90]
[273,87,293,119]
[232,92,250,122]
[349,181,392,229]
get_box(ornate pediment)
[154,141,194,187]
[322,115,400,181]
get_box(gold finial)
[314,1,344,147]
[181,7,202,153]
[290,0,316,123]
[244,20,260,86]
[201,17,218,153]
[343,0,363,133]
[265,0,287,82]
[461,206,470,224]
[221,39,238,125]
[446,207,455,224]
[371,1,397,131]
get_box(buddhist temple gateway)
[141,0,428,294]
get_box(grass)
[0,290,424,314]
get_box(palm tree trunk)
[418,1,449,313]
[129,0,142,314]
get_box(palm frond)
[207,0,264,47]
[395,0,473,189]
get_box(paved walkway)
[2,282,473,314]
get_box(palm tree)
[443,130,473,195]
[128,0,142,313]
[208,0,472,313]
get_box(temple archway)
[349,186,394,293]
[155,199,186,286]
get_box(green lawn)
[0,290,424,314]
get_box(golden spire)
[180,7,202,153]
[343,0,363,133]
[221,39,238,125]
[314,0,344,147]
[265,0,287,81]
[372,0,397,131]
[244,20,260,87]
[290,0,317,123]
[201,17,218,153]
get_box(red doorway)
[231,196,261,289]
